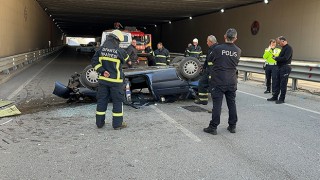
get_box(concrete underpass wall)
[160,0,320,61]
[0,0,63,58]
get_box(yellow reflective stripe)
[199,98,208,101]
[124,55,129,61]
[156,55,167,58]
[167,60,170,62]
[94,64,102,70]
[113,112,123,117]
[189,51,202,54]
[99,56,121,80]
[209,76,211,79]
[199,93,208,96]
[156,63,167,65]
[99,76,123,83]
[208,62,213,66]
[96,111,105,115]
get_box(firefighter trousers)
[197,70,210,102]
[96,83,124,128]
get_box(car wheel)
[170,56,184,65]
[80,65,99,90]
[178,57,201,80]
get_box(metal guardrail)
[0,46,64,75]
[170,53,320,90]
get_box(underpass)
[0,48,320,179]
[1,0,320,179]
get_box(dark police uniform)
[272,44,293,102]
[126,44,138,67]
[208,43,241,129]
[154,47,170,66]
[91,36,129,128]
[196,44,218,104]
[186,45,202,59]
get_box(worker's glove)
[263,64,266,70]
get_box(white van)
[101,31,132,49]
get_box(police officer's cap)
[226,28,237,38]
[110,30,124,42]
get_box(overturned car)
[53,56,203,104]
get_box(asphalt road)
[0,47,320,180]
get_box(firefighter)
[126,39,138,68]
[262,39,281,94]
[195,35,218,105]
[91,30,129,129]
[154,42,170,66]
[145,46,156,66]
[184,43,192,57]
[204,28,241,135]
[186,38,202,59]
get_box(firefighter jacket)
[209,43,241,87]
[186,45,202,58]
[126,44,138,62]
[154,47,170,65]
[263,47,281,65]
[91,36,129,85]
[203,44,218,70]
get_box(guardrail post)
[243,71,248,81]
[292,78,298,91]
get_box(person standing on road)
[267,36,293,104]
[204,28,241,135]
[145,46,156,66]
[186,38,202,59]
[126,39,138,68]
[154,42,170,66]
[91,30,129,129]
[195,35,218,106]
[184,43,192,57]
[262,39,281,94]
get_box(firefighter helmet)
[111,30,124,42]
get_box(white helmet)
[193,38,198,43]
[111,30,124,42]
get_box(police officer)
[126,39,138,68]
[154,42,170,66]
[262,39,281,94]
[267,36,293,104]
[204,28,241,135]
[195,35,218,105]
[91,30,129,129]
[186,38,202,59]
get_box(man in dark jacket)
[204,28,241,135]
[91,30,129,130]
[267,36,293,104]
[126,39,138,68]
[154,42,170,66]
[195,35,218,105]
[186,38,202,59]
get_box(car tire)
[80,65,99,90]
[170,56,184,65]
[178,57,201,80]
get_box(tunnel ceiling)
[36,0,263,37]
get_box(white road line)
[7,51,63,100]
[0,119,13,126]
[238,90,320,116]
[150,105,201,142]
